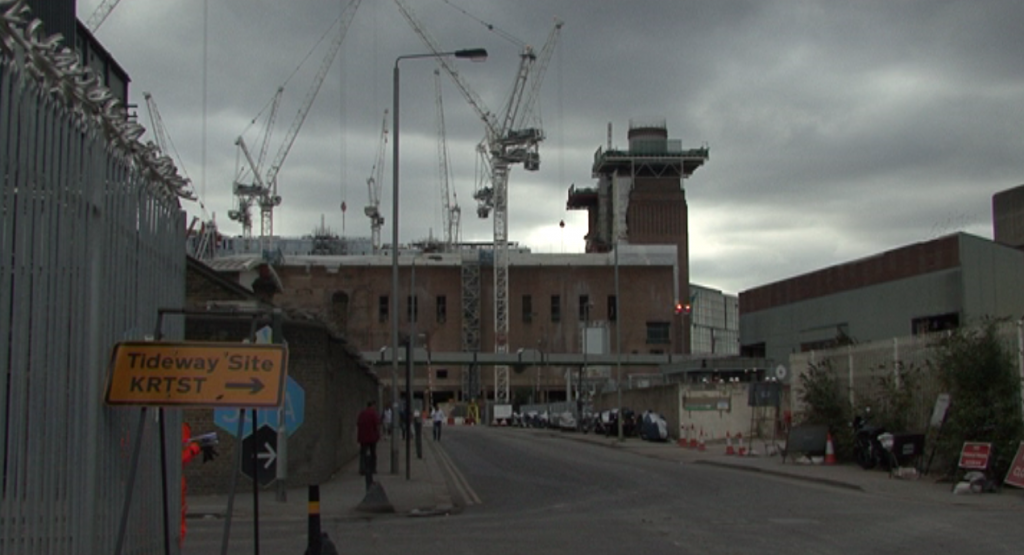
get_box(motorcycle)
[853,408,890,470]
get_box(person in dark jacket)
[357,400,381,490]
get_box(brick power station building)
[209,121,737,408]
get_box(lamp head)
[455,48,488,62]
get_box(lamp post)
[391,47,487,474]
[615,242,623,441]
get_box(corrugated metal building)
[739,232,1024,368]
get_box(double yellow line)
[432,442,481,506]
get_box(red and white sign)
[958,442,992,470]
[1004,442,1024,489]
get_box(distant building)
[739,232,1024,368]
[568,119,710,353]
[993,183,1024,251]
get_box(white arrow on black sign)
[258,441,277,469]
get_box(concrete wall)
[183,317,377,495]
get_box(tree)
[930,319,1024,480]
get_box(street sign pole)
[220,409,245,555]
[251,409,261,555]
[272,311,288,503]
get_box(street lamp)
[391,47,487,474]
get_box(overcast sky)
[78,0,1024,294]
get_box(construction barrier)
[724,431,735,456]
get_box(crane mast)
[435,70,460,249]
[364,110,389,253]
[393,0,562,406]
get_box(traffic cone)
[697,429,706,452]
[677,425,687,447]
[824,432,837,465]
[737,433,747,457]
[689,425,698,449]
[724,431,735,455]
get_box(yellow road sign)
[105,342,288,408]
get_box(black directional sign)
[241,424,278,487]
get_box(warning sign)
[1004,442,1024,489]
[958,442,992,471]
[105,342,287,408]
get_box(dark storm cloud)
[81,0,1024,294]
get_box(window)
[646,322,670,344]
[522,295,533,323]
[407,295,418,323]
[551,295,561,323]
[379,295,389,323]
[911,313,959,335]
[436,369,449,379]
[436,295,447,324]
[579,295,590,321]
[608,295,617,322]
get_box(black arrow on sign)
[225,377,265,395]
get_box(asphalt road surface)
[187,426,1023,554]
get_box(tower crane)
[85,0,123,33]
[229,87,282,240]
[435,69,461,249]
[144,92,220,260]
[393,0,563,406]
[364,110,389,253]
[230,0,361,258]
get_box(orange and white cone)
[724,431,735,456]
[697,429,706,452]
[677,425,687,447]
[689,424,698,449]
[737,433,747,457]
[824,432,837,465]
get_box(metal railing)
[2,5,188,553]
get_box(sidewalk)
[187,433,455,523]
[544,428,1024,509]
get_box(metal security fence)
[790,320,1024,429]
[2,4,191,554]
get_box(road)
[186,426,1022,553]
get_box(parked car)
[639,411,669,442]
[556,411,577,431]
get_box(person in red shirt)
[357,400,381,490]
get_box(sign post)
[106,338,288,555]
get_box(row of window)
[376,294,621,324]
[374,294,672,346]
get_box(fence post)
[893,338,901,390]
[848,346,855,409]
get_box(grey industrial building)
[739,231,1024,368]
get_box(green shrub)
[797,359,854,460]
[929,319,1024,480]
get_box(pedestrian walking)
[357,400,381,491]
[431,404,445,441]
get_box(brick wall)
[182,316,377,494]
